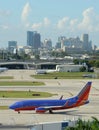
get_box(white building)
[56,64,87,72]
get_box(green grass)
[0,106,8,110]
[31,72,95,79]
[0,76,13,79]
[0,81,45,86]
[0,90,55,98]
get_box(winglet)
[60,95,63,100]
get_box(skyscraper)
[33,31,41,49]
[81,34,92,51]
[43,39,52,49]
[27,31,33,46]
[27,31,41,49]
[8,41,17,53]
[81,34,88,44]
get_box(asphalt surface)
[0,70,99,125]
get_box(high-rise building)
[55,42,61,49]
[27,31,41,49]
[43,39,52,49]
[27,31,33,46]
[8,41,17,53]
[33,31,41,49]
[81,34,92,51]
[81,34,89,43]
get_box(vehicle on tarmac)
[0,67,8,72]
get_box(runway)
[0,70,99,125]
[0,80,99,125]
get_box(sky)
[0,0,99,48]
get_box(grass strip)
[0,106,8,110]
[0,90,56,98]
[0,81,45,86]
[31,72,95,79]
[0,76,13,79]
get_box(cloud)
[78,7,97,32]
[57,17,69,29]
[0,25,9,30]
[69,19,78,32]
[31,22,42,29]
[0,10,11,17]
[43,17,50,26]
[20,5,99,45]
[55,7,99,33]
[21,2,31,22]
[70,19,78,26]
[2,25,9,29]
[31,17,50,29]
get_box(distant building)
[23,46,32,54]
[56,64,88,72]
[55,42,61,49]
[43,39,52,49]
[62,46,83,54]
[81,34,92,51]
[27,31,41,49]
[17,46,24,54]
[8,41,17,53]
[57,36,82,49]
[27,31,33,46]
[81,34,88,43]
[17,46,32,55]
[56,34,92,53]
[33,31,41,49]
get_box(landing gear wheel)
[18,111,20,114]
[49,109,53,114]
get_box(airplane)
[9,81,92,114]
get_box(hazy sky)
[0,0,99,47]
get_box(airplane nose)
[9,104,15,109]
[9,102,22,110]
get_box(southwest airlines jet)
[9,82,92,114]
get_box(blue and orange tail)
[76,82,92,105]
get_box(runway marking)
[93,87,99,92]
[90,94,99,96]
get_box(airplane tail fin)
[77,82,92,103]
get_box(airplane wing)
[35,100,69,113]
[35,105,61,113]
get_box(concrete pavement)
[0,70,99,125]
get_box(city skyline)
[0,0,99,47]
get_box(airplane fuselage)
[9,96,88,113]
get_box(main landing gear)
[49,109,53,114]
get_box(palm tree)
[65,117,99,130]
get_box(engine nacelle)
[35,107,46,113]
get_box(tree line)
[73,59,99,69]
